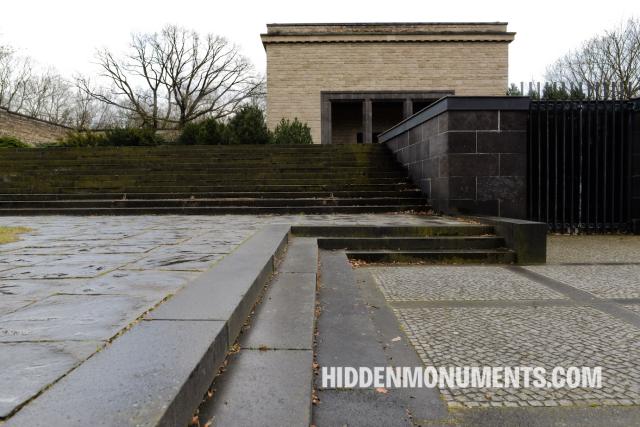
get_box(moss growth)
[0,226,31,244]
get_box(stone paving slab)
[0,294,154,342]
[62,270,196,297]
[0,297,35,316]
[0,340,100,418]
[525,264,640,299]
[371,266,567,302]
[3,320,227,427]
[394,305,640,408]
[197,349,313,427]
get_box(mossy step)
[317,236,506,250]
[292,225,495,237]
[345,249,516,264]
[0,183,415,194]
[0,204,430,216]
[0,198,428,208]
[5,171,406,179]
[0,190,423,201]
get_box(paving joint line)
[389,299,581,309]
[508,266,640,329]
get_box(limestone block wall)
[0,108,70,145]
[262,23,514,143]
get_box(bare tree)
[546,18,640,99]
[0,48,33,112]
[79,25,263,129]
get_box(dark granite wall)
[382,97,530,219]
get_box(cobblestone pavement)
[0,213,460,418]
[368,235,640,410]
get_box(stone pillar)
[403,99,413,119]
[362,99,373,144]
[321,99,332,144]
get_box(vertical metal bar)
[586,100,592,233]
[620,100,625,227]
[546,99,551,229]
[537,101,543,222]
[528,102,532,219]
[562,101,567,232]
[603,98,608,231]
[593,98,600,232]
[553,101,559,232]
[627,101,634,229]
[611,100,616,228]
[570,102,575,233]
[579,102,584,231]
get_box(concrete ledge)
[148,224,291,342]
[470,216,547,264]
[5,320,228,427]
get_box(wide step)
[318,236,506,250]
[0,144,428,215]
[346,249,516,264]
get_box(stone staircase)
[295,225,516,264]
[0,144,429,215]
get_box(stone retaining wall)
[380,96,531,219]
[0,108,71,145]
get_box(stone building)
[261,22,515,144]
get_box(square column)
[321,99,332,144]
[403,98,413,119]
[362,99,373,144]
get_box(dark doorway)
[372,101,403,143]
[331,101,362,145]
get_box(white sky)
[1,0,639,85]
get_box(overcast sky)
[1,0,638,86]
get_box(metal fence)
[528,99,637,233]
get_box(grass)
[0,226,31,244]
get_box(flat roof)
[266,22,508,26]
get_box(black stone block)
[429,133,448,157]
[409,126,422,144]
[443,154,499,177]
[430,177,449,200]
[477,131,526,153]
[449,199,500,216]
[500,153,527,177]
[444,111,499,131]
[447,132,476,153]
[499,196,527,219]
[423,119,438,138]
[500,111,528,131]
[477,176,526,201]
[448,176,476,199]
[422,158,439,178]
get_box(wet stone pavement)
[0,213,457,419]
[368,235,640,411]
